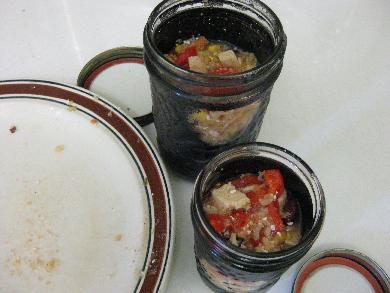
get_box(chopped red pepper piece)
[267,203,283,233]
[246,191,259,207]
[248,237,260,248]
[248,229,264,248]
[208,67,240,75]
[175,46,197,67]
[245,184,268,207]
[231,174,260,189]
[263,169,285,197]
[207,214,226,234]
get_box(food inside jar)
[164,36,258,74]
[188,101,259,146]
[164,36,260,146]
[203,169,302,252]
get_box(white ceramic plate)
[0,80,173,293]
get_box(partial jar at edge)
[143,0,287,178]
[191,143,326,293]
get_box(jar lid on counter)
[293,248,390,293]
[77,47,153,127]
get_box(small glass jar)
[143,0,287,178]
[191,143,326,292]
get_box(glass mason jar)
[143,0,287,178]
[191,143,326,292]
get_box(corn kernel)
[207,44,220,53]
[272,231,287,245]
[175,44,185,54]
[192,111,208,122]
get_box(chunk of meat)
[217,50,240,68]
[211,182,250,211]
[188,56,207,73]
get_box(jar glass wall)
[143,0,287,178]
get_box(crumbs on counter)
[114,234,123,241]
[9,125,17,133]
[54,145,65,153]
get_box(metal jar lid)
[293,249,390,293]
[77,47,153,127]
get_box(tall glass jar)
[143,0,287,178]
[191,143,326,292]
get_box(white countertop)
[1,0,389,292]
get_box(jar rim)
[192,142,326,265]
[144,0,287,85]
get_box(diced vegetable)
[193,36,209,50]
[175,43,186,54]
[166,36,258,74]
[249,236,261,248]
[191,110,208,122]
[244,184,268,207]
[263,169,285,197]
[175,46,197,67]
[208,214,227,233]
[207,44,220,53]
[267,203,283,233]
[272,231,287,245]
[245,191,259,207]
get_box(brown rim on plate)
[0,79,172,293]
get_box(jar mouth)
[192,142,326,264]
[144,0,287,84]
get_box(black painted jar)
[143,0,287,178]
[191,143,326,292]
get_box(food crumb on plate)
[67,101,77,112]
[54,145,65,152]
[9,125,17,133]
[114,234,123,241]
[45,258,60,273]
[143,177,149,187]
[90,119,98,125]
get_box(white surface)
[0,0,390,292]
[0,99,148,292]
[90,63,152,118]
[301,266,375,293]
